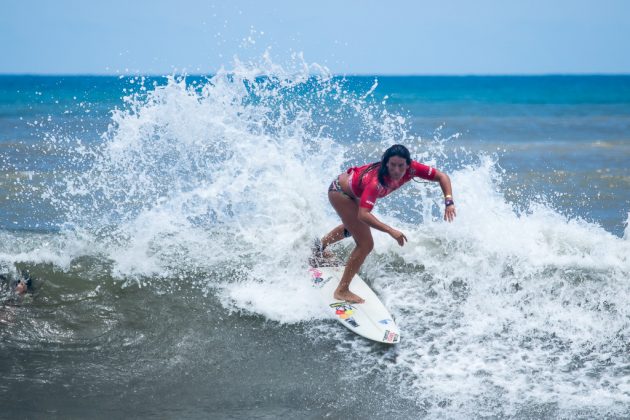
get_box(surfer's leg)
[327,191,372,304]
[321,177,355,251]
[334,224,372,304]
[320,224,350,249]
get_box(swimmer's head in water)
[14,277,32,294]
[2,271,34,295]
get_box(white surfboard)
[308,265,401,344]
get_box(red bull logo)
[330,302,359,328]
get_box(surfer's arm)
[432,170,456,222]
[358,207,407,246]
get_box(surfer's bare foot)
[310,239,338,267]
[334,289,365,304]
[321,248,334,259]
[312,238,334,259]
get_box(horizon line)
[1,72,630,78]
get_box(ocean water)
[1,57,629,419]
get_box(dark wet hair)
[3,270,34,293]
[359,144,412,187]
[20,270,34,292]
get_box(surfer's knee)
[356,238,374,255]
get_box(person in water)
[2,270,33,293]
[0,270,35,323]
[317,144,456,304]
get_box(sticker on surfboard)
[309,265,401,344]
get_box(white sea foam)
[6,54,629,417]
[360,157,630,416]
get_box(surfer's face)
[15,279,27,295]
[386,156,409,180]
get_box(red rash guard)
[347,160,436,210]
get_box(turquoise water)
[1,69,629,419]
[2,74,629,235]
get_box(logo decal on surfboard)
[383,330,399,343]
[309,268,331,288]
[330,302,360,328]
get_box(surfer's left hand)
[444,205,456,222]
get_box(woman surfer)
[316,144,456,303]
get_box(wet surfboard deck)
[308,265,401,344]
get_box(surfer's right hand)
[390,229,407,246]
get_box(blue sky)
[2,0,629,75]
